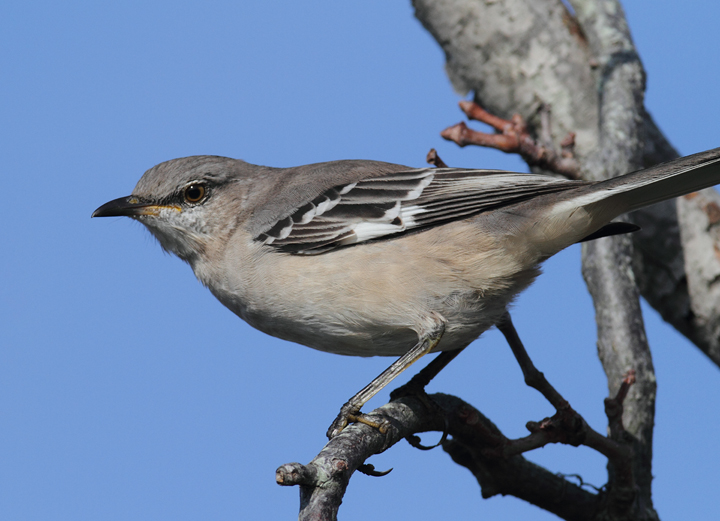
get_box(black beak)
[92,196,155,218]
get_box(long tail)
[577,147,720,215]
[526,147,720,257]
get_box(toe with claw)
[327,403,390,439]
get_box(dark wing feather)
[256,167,586,254]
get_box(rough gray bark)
[677,189,720,363]
[571,1,657,517]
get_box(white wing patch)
[257,167,584,254]
[351,222,407,242]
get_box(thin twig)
[441,101,581,179]
[426,148,449,168]
[495,313,634,468]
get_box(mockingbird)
[93,148,720,437]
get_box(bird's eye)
[184,184,206,204]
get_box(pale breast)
[196,218,543,357]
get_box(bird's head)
[93,156,255,263]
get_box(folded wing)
[256,167,585,254]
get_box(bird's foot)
[327,403,390,439]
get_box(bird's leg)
[327,319,446,439]
[390,348,465,399]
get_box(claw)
[327,415,349,439]
[357,463,393,477]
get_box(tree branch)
[279,352,643,521]
[278,392,613,520]
[677,188,720,363]
[569,2,656,515]
[276,396,443,521]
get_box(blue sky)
[2,1,719,519]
